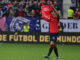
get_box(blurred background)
[0,0,80,18]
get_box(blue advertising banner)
[26,17,40,32]
[0,17,40,32]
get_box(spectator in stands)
[39,0,46,6]
[46,0,58,10]
[8,9,14,17]
[5,0,9,3]
[28,0,35,12]
[13,0,18,8]
[0,6,4,18]
[18,0,25,11]
[2,4,9,17]
[1,0,5,4]
[17,9,24,17]
[53,0,57,6]
[73,9,80,19]
[34,0,38,9]
[13,0,19,17]
[0,0,64,18]
[35,2,41,17]
[23,5,30,17]
[28,9,37,17]
[48,0,59,10]
[1,0,9,3]
[7,1,13,9]
[2,3,8,12]
[46,0,51,5]
[0,0,6,8]
[67,7,74,19]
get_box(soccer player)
[41,3,60,59]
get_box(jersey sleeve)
[42,13,52,22]
[49,5,53,12]
[41,5,54,22]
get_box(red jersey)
[41,5,59,33]
[41,5,53,22]
[50,17,59,33]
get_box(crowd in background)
[0,0,63,18]
[67,0,80,19]
[0,0,80,19]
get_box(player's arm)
[53,7,60,18]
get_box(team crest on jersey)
[10,17,30,32]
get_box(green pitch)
[0,43,80,60]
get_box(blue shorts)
[50,33,59,42]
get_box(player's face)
[51,11,57,17]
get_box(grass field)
[0,43,80,60]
